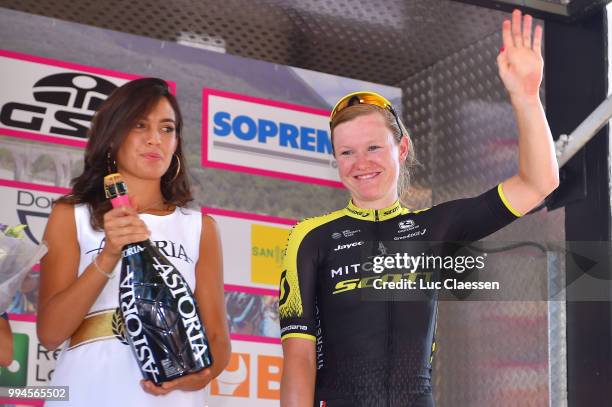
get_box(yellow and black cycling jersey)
[279,184,521,407]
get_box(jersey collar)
[344,199,404,221]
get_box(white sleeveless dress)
[46,204,207,406]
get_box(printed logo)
[0,333,29,387]
[0,53,131,145]
[394,228,428,240]
[383,206,400,216]
[333,241,364,252]
[330,263,361,278]
[342,229,360,238]
[210,353,283,400]
[399,220,415,230]
[398,219,420,233]
[203,88,341,186]
[251,224,290,285]
[111,308,129,345]
[257,355,282,400]
[121,244,145,258]
[13,189,59,245]
[211,353,250,397]
[331,229,360,239]
[346,206,370,218]
[279,270,290,306]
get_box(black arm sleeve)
[444,183,521,241]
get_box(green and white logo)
[0,333,29,387]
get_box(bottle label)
[119,265,160,382]
[122,245,145,258]
[152,257,209,363]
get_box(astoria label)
[119,266,160,382]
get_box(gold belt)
[69,308,126,350]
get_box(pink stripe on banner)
[225,284,281,345]
[0,128,88,148]
[8,313,37,322]
[201,88,345,189]
[0,178,70,195]
[0,398,43,406]
[201,87,210,167]
[225,284,280,297]
[202,206,297,226]
[230,333,281,345]
[203,160,344,189]
[204,88,330,117]
[0,49,141,81]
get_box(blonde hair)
[330,104,416,197]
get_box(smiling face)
[116,97,178,181]
[333,112,408,209]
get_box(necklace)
[137,199,170,214]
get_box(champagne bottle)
[104,173,212,384]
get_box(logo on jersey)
[346,206,370,218]
[394,228,428,240]
[399,220,415,229]
[278,270,290,306]
[398,219,420,233]
[331,229,361,239]
[383,206,400,216]
[333,241,363,252]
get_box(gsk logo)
[0,52,133,145]
[210,352,282,400]
[0,72,117,139]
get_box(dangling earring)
[107,151,117,174]
[169,154,181,182]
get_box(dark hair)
[56,77,193,229]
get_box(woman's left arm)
[142,214,231,395]
[498,9,560,215]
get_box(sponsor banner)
[0,319,59,406]
[209,340,282,406]
[0,179,68,246]
[225,285,281,344]
[203,206,295,290]
[0,180,67,315]
[0,50,175,148]
[202,88,343,188]
[0,321,283,406]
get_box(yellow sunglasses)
[329,91,404,136]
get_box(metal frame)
[450,0,611,22]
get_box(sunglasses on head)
[329,91,404,136]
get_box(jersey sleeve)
[444,183,521,241]
[279,220,321,342]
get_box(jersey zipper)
[374,209,391,406]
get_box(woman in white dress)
[39,78,230,406]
